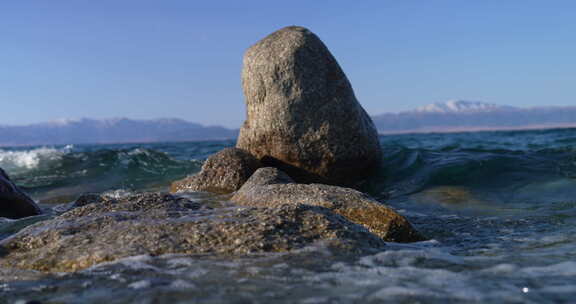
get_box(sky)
[2,1,576,128]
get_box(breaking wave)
[1,143,205,203]
[0,145,73,173]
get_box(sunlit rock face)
[237,26,382,186]
[232,167,425,243]
[170,147,262,194]
[0,192,386,273]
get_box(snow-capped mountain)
[0,118,238,146]
[372,101,576,133]
[412,100,515,113]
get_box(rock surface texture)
[0,192,385,272]
[236,26,382,186]
[0,167,41,219]
[170,148,262,193]
[232,167,425,242]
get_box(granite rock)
[0,167,41,219]
[236,26,382,186]
[170,147,262,194]
[0,192,385,272]
[231,167,425,242]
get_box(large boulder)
[231,167,425,243]
[236,26,382,186]
[0,192,385,272]
[170,147,262,194]
[0,167,41,219]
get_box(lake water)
[2,129,576,303]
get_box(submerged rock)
[236,26,382,186]
[171,147,262,194]
[0,192,385,272]
[0,167,41,219]
[415,186,485,206]
[232,168,425,242]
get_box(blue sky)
[2,1,576,128]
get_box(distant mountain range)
[0,118,238,146]
[2,100,576,146]
[372,100,576,134]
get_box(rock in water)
[170,147,262,193]
[232,167,425,243]
[0,192,385,272]
[236,26,382,186]
[0,167,41,219]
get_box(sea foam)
[0,145,72,173]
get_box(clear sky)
[2,1,576,128]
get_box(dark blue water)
[2,129,576,303]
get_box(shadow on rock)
[0,167,41,219]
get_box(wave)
[4,131,576,208]
[374,143,576,208]
[0,145,73,173]
[381,128,576,153]
[2,146,201,204]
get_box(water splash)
[0,145,73,173]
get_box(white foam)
[0,146,72,172]
[168,279,197,290]
[83,254,159,273]
[541,285,576,294]
[481,263,518,274]
[128,280,151,289]
[520,261,576,277]
[367,286,435,299]
[102,189,135,199]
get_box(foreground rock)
[236,26,382,186]
[232,168,425,242]
[171,147,261,194]
[0,167,41,219]
[0,192,385,272]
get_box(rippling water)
[2,129,576,303]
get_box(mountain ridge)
[373,101,576,134]
[411,100,516,113]
[0,118,238,147]
[3,101,576,146]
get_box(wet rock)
[72,192,107,208]
[0,192,385,272]
[236,26,382,186]
[232,168,425,242]
[0,167,41,219]
[415,186,485,206]
[0,266,46,282]
[171,147,262,194]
